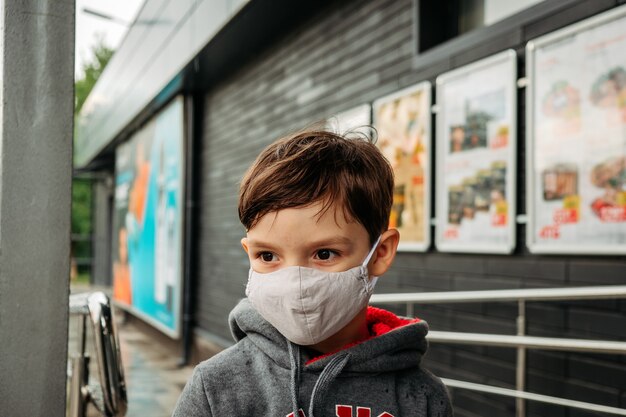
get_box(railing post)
[68,315,89,417]
[516,299,527,417]
[407,302,414,318]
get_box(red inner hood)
[306,306,421,365]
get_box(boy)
[173,130,453,417]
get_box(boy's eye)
[315,249,337,261]
[259,252,276,262]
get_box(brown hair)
[238,129,394,244]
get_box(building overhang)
[74,0,336,171]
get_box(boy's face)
[241,199,400,352]
[241,200,373,274]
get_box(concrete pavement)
[116,317,194,417]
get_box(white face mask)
[245,237,381,346]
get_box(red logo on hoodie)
[287,406,394,417]
[336,406,394,417]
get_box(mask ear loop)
[362,235,382,292]
[362,235,382,268]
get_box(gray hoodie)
[172,299,453,417]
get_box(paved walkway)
[68,285,194,417]
[117,318,194,416]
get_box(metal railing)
[370,285,626,417]
[68,291,127,417]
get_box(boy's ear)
[369,228,400,277]
[240,237,249,254]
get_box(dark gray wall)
[195,1,626,416]
[0,0,74,415]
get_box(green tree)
[71,40,115,281]
[74,40,114,113]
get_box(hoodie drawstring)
[308,352,350,417]
[288,341,301,417]
[287,340,351,417]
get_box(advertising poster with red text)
[436,50,517,253]
[527,8,626,254]
[374,82,431,251]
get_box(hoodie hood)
[173,298,452,417]
[230,298,431,417]
[229,298,428,373]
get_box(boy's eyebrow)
[247,236,354,248]
[246,239,280,250]
[307,236,353,247]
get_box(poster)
[112,96,185,337]
[374,82,431,251]
[435,50,517,253]
[526,6,626,254]
[327,104,371,136]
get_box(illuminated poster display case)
[435,50,517,254]
[112,96,186,338]
[374,82,432,251]
[526,6,626,254]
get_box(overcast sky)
[75,0,144,78]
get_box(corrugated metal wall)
[195,0,626,415]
